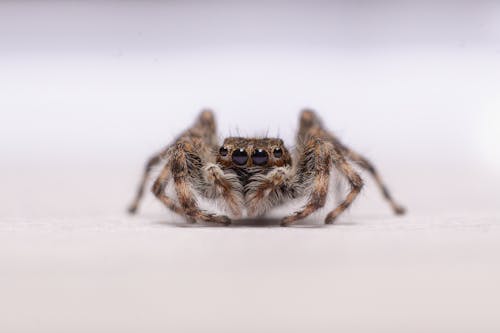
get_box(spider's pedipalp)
[202,163,244,218]
[245,166,295,217]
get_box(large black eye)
[273,148,283,158]
[252,149,268,166]
[232,148,248,166]
[219,146,228,156]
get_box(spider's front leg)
[128,109,218,214]
[281,139,364,226]
[153,140,232,225]
[128,148,168,214]
[245,166,295,217]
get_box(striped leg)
[128,109,219,215]
[297,108,405,216]
[151,160,186,218]
[343,150,406,215]
[128,148,169,214]
[170,142,231,225]
[281,139,364,226]
[324,154,364,224]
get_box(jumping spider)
[128,109,405,226]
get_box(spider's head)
[217,137,292,169]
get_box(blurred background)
[1,0,499,218]
[1,1,499,332]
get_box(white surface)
[1,166,499,333]
[1,214,500,333]
[1,1,500,332]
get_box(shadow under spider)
[153,217,341,228]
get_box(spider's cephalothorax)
[216,137,292,185]
[128,109,406,226]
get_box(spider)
[128,109,406,226]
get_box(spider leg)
[343,150,406,215]
[151,156,187,218]
[324,152,364,224]
[281,140,337,226]
[281,139,364,226]
[169,141,232,225]
[128,148,169,214]
[128,109,219,216]
[297,109,405,216]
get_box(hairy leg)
[128,148,169,214]
[343,150,406,215]
[202,163,244,218]
[128,109,219,216]
[281,140,333,226]
[151,159,186,217]
[324,152,364,224]
[297,109,405,216]
[282,139,364,226]
[170,142,231,225]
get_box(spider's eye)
[219,146,228,157]
[232,148,248,166]
[252,149,268,166]
[273,148,283,158]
